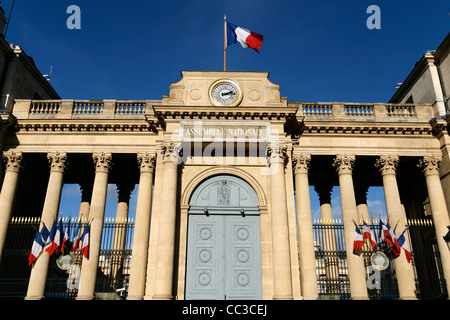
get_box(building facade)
[0,35,449,300]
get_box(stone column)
[78,181,93,221]
[153,143,182,300]
[0,151,22,264]
[418,156,450,293]
[110,181,135,285]
[26,152,67,300]
[333,155,368,300]
[314,183,339,294]
[354,182,370,222]
[375,155,416,300]
[76,152,112,300]
[267,143,293,300]
[292,154,318,299]
[128,152,156,300]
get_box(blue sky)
[2,1,448,221]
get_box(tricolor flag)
[28,228,45,266]
[80,220,91,259]
[362,221,377,251]
[397,229,411,263]
[40,224,50,248]
[380,220,401,256]
[61,218,71,253]
[46,219,63,256]
[44,219,57,254]
[226,22,264,53]
[72,220,82,253]
[386,222,401,257]
[353,223,364,256]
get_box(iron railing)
[0,217,134,300]
[312,219,448,300]
[0,217,447,300]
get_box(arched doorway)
[185,175,262,300]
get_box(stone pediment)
[162,71,287,107]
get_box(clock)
[208,79,243,107]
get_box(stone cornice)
[153,105,297,122]
[16,120,162,133]
[298,123,432,136]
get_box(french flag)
[28,228,45,266]
[44,220,57,253]
[397,229,411,263]
[362,221,377,251]
[72,220,82,253]
[61,218,70,253]
[353,223,364,256]
[80,220,91,259]
[46,219,63,256]
[226,22,263,53]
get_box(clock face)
[209,79,243,106]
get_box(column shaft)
[268,144,293,300]
[76,152,111,300]
[333,155,369,300]
[315,184,339,294]
[26,152,67,300]
[0,151,21,264]
[128,153,155,300]
[376,155,416,300]
[419,157,450,294]
[153,143,181,300]
[293,154,318,299]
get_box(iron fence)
[0,217,134,300]
[312,218,448,300]
[0,216,447,300]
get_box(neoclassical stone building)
[0,35,449,300]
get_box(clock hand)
[221,91,236,97]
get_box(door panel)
[185,216,224,300]
[185,214,262,300]
[225,215,262,300]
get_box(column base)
[24,295,44,300]
[350,295,370,300]
[153,294,174,300]
[126,295,144,300]
[272,295,294,300]
[76,294,95,300]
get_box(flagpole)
[224,15,227,71]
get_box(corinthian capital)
[418,156,441,177]
[3,151,22,173]
[266,143,288,165]
[292,154,311,174]
[137,152,156,172]
[333,154,355,175]
[93,152,112,173]
[161,142,182,164]
[375,155,399,176]
[48,152,68,172]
